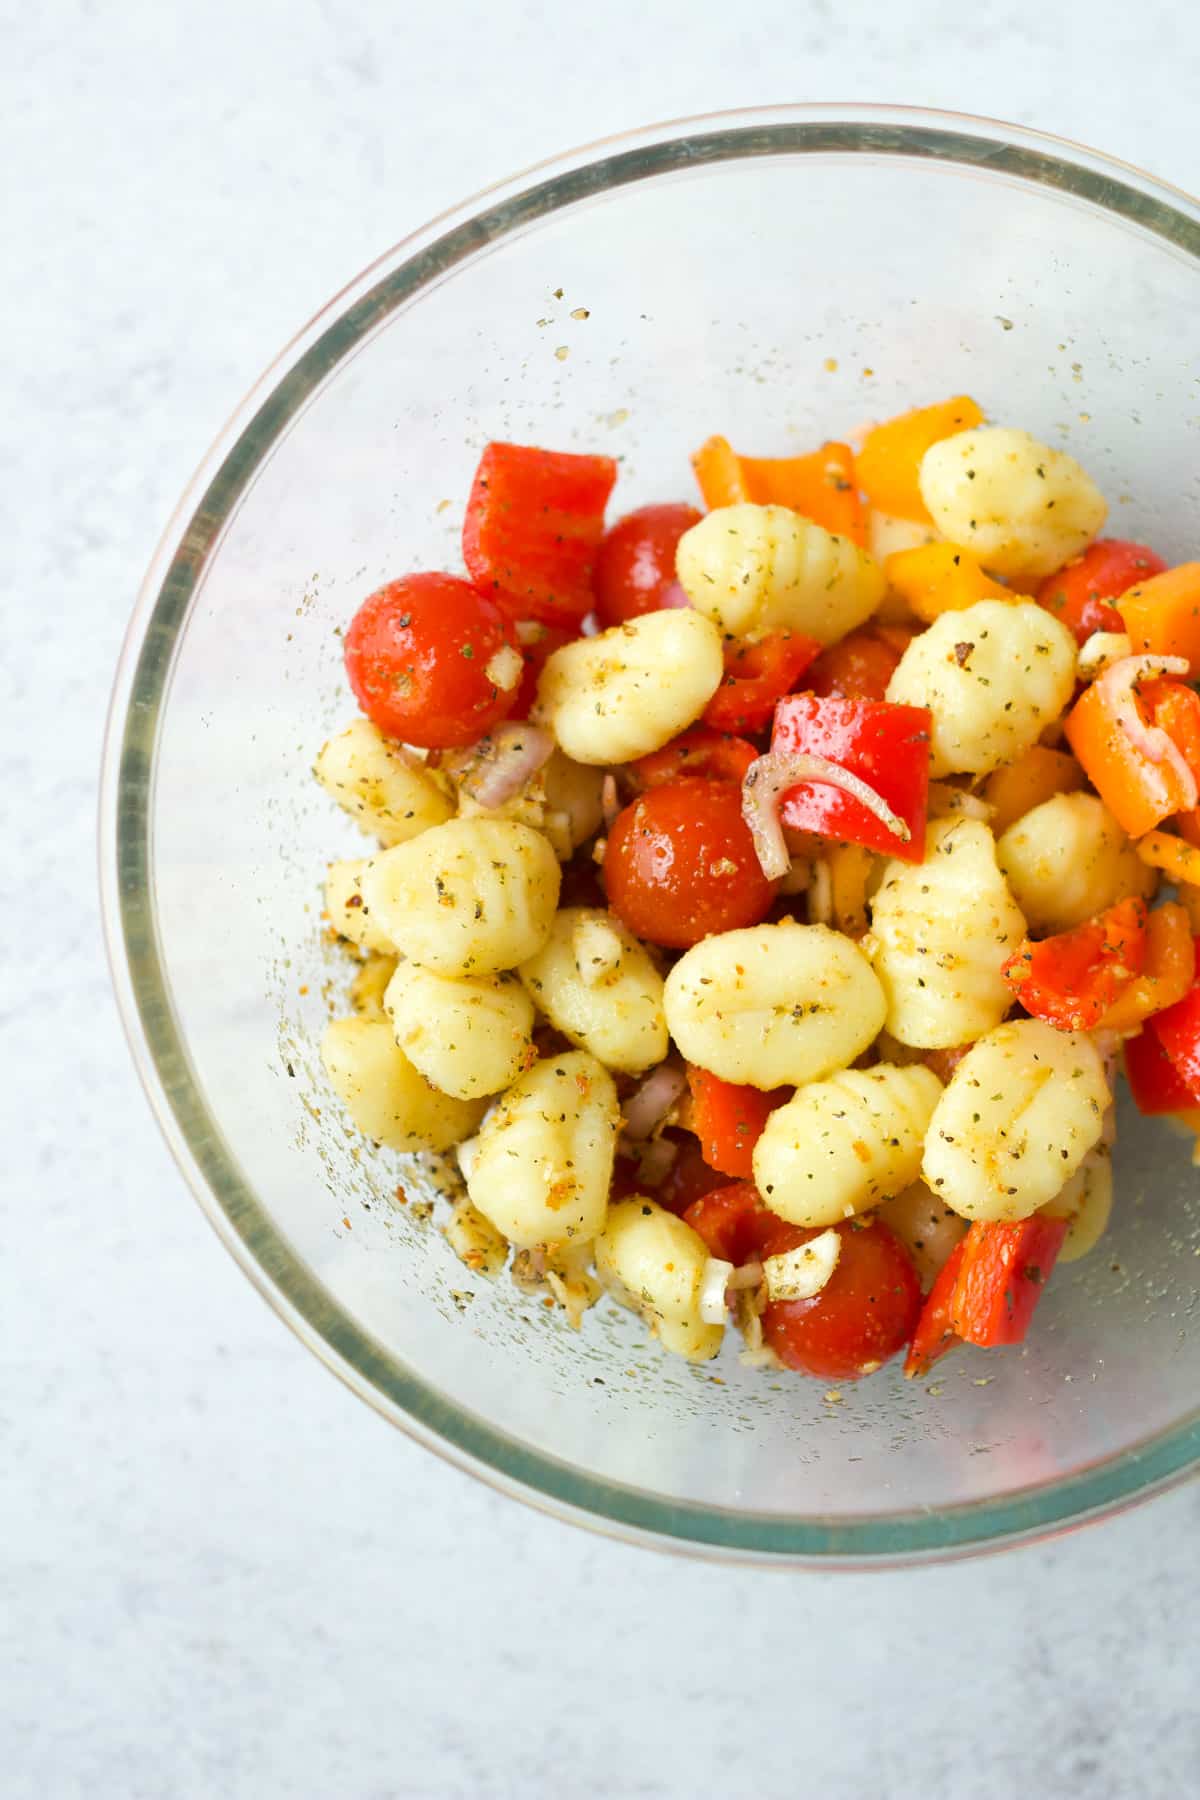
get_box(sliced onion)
[1076,630,1132,683]
[454,723,555,809]
[699,1257,735,1325]
[600,771,620,829]
[763,1230,841,1301]
[742,751,911,881]
[484,643,524,692]
[657,580,691,610]
[1096,654,1197,811]
[621,1063,687,1140]
[623,1135,678,1188]
[726,1259,764,1292]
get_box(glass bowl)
[101,104,1200,1564]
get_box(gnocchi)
[314,717,454,845]
[535,609,723,765]
[886,600,1077,777]
[663,921,887,1090]
[922,1019,1109,1221]
[867,816,1027,1048]
[518,907,667,1075]
[324,856,398,954]
[320,1017,484,1151]
[1041,1145,1114,1263]
[997,791,1156,934]
[676,503,885,643]
[384,963,534,1099]
[361,817,560,976]
[595,1199,725,1361]
[876,1180,968,1289]
[918,427,1108,580]
[754,1062,943,1227]
[465,1051,620,1249]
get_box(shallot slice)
[454,722,555,809]
[621,1063,687,1141]
[743,751,911,881]
[1096,654,1197,812]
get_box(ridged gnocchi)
[349,953,398,1019]
[384,964,534,1099]
[320,1017,484,1151]
[465,1051,619,1249]
[876,1180,968,1289]
[541,751,606,858]
[595,1199,724,1361]
[754,1062,943,1227]
[663,921,886,1090]
[518,907,667,1074]
[675,503,885,643]
[535,609,723,765]
[886,600,1077,777]
[314,718,454,845]
[997,791,1156,934]
[361,817,560,976]
[922,1019,1110,1221]
[1041,1145,1114,1263]
[918,427,1108,580]
[324,857,398,953]
[867,816,1027,1048]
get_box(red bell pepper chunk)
[903,1238,967,1378]
[1001,896,1148,1032]
[686,1066,789,1179]
[702,631,821,734]
[1124,1024,1200,1114]
[771,693,932,863]
[462,442,617,626]
[949,1216,1068,1348]
[632,726,758,790]
[1145,941,1200,1104]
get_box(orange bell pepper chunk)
[691,434,750,509]
[857,395,984,523]
[1135,830,1200,888]
[1118,562,1200,677]
[981,744,1086,837]
[1097,901,1195,1031]
[884,542,1013,624]
[1064,676,1197,839]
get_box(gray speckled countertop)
[7,3,1200,1794]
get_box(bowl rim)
[100,101,1200,1565]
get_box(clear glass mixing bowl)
[101,105,1200,1563]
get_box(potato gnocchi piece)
[361,817,560,977]
[314,718,454,845]
[918,427,1108,580]
[443,1195,510,1279]
[535,609,723,765]
[541,751,606,858]
[675,503,885,643]
[663,921,886,1090]
[997,791,1156,935]
[867,816,1027,1050]
[324,857,398,954]
[595,1198,725,1361]
[922,1019,1109,1222]
[753,1063,942,1228]
[320,1017,484,1152]
[384,964,534,1100]
[876,1180,968,1289]
[1040,1145,1114,1263]
[465,1050,619,1249]
[885,600,1077,777]
[349,954,399,1020]
[518,908,667,1075]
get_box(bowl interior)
[112,113,1200,1558]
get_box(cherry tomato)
[1037,538,1168,646]
[683,1180,776,1264]
[632,726,758,790]
[344,573,520,749]
[604,776,778,948]
[657,1133,729,1215]
[806,629,902,702]
[593,503,701,628]
[760,1219,922,1380]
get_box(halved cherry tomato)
[462,442,617,625]
[604,776,778,948]
[760,1219,922,1380]
[593,502,701,628]
[658,1133,729,1215]
[1124,1023,1200,1114]
[903,1238,967,1378]
[686,1067,790,1179]
[631,726,758,790]
[343,572,519,749]
[683,1180,776,1264]
[949,1216,1068,1348]
[702,631,822,734]
[772,693,932,863]
[1001,897,1148,1032]
[806,629,902,703]
[1038,538,1168,646]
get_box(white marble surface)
[7,2,1200,1794]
